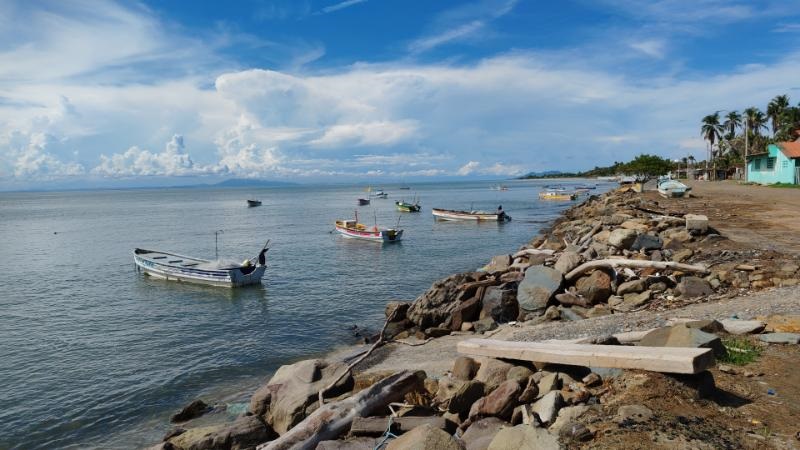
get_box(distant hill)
[213,178,296,188]
[519,170,579,179]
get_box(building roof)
[778,141,800,158]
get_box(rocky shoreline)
[146,186,800,450]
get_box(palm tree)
[700,112,723,165]
[722,111,742,140]
[744,107,768,137]
[767,95,790,136]
[688,155,696,167]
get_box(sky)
[2,0,800,189]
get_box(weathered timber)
[349,416,456,437]
[457,339,714,374]
[565,259,709,281]
[634,205,685,217]
[259,371,422,450]
[578,221,603,246]
[512,248,556,259]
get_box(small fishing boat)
[432,208,511,221]
[545,186,567,192]
[133,242,269,288]
[247,199,262,207]
[398,186,411,190]
[372,190,388,199]
[619,176,637,185]
[357,198,371,206]
[539,190,578,201]
[657,178,688,198]
[489,184,509,191]
[574,184,596,190]
[395,200,421,212]
[334,213,403,242]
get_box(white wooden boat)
[334,218,403,242]
[432,208,511,221]
[133,243,269,287]
[372,190,388,199]
[657,179,688,198]
[539,190,578,201]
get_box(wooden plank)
[349,416,455,437]
[457,338,714,374]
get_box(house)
[746,141,800,184]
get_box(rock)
[450,297,481,331]
[516,266,562,315]
[639,324,726,357]
[608,228,638,249]
[171,399,210,423]
[518,376,539,403]
[613,290,651,312]
[473,317,498,334]
[675,276,713,298]
[549,405,590,434]
[535,372,561,398]
[685,214,708,234]
[581,373,601,387]
[407,273,475,330]
[554,292,591,308]
[530,391,563,425]
[554,252,582,275]
[448,380,486,418]
[558,422,593,443]
[169,415,275,450]
[352,370,396,392]
[480,287,518,324]
[759,333,800,344]
[682,319,723,333]
[575,270,612,304]
[385,423,463,450]
[461,322,475,332]
[436,378,466,404]
[616,279,646,295]
[453,356,481,381]
[620,220,649,233]
[760,315,800,333]
[558,307,585,322]
[506,366,534,384]
[316,437,382,449]
[257,358,353,434]
[484,255,512,273]
[720,319,765,335]
[143,443,175,450]
[385,302,410,321]
[650,250,663,261]
[615,404,653,425]
[475,359,516,393]
[425,326,451,338]
[585,304,612,318]
[630,234,663,251]
[461,417,509,450]
[487,425,559,450]
[671,248,693,263]
[780,263,799,274]
[469,380,521,420]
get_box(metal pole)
[744,117,749,183]
[215,230,224,259]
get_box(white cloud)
[2,131,85,179]
[317,0,368,14]
[630,40,667,59]
[457,161,481,175]
[92,135,214,177]
[309,121,419,148]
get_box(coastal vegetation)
[700,94,800,169]
[520,154,676,179]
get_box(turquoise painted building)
[746,141,800,184]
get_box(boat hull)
[431,208,510,221]
[539,192,577,201]
[395,201,421,212]
[357,198,371,205]
[133,249,266,288]
[247,200,262,207]
[334,225,403,242]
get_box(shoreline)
[148,182,800,450]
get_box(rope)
[373,416,398,450]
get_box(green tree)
[767,95,790,136]
[624,154,674,178]
[701,112,723,163]
[744,107,768,137]
[722,110,742,140]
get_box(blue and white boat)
[133,243,269,287]
[657,178,688,198]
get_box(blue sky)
[2,0,800,189]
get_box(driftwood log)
[565,259,709,281]
[512,248,556,259]
[258,371,422,450]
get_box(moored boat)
[657,178,688,198]
[372,190,388,199]
[247,199,262,207]
[133,243,269,288]
[395,200,421,212]
[539,190,578,201]
[334,213,403,242]
[431,208,511,221]
[357,198,371,206]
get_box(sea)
[0,179,610,449]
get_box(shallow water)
[0,179,610,449]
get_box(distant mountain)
[213,178,296,188]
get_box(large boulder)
[168,415,275,450]
[450,297,481,331]
[171,399,210,423]
[487,425,559,450]
[385,424,463,450]
[484,255,512,273]
[608,229,638,249]
[516,266,562,316]
[447,380,486,418]
[531,391,563,425]
[480,287,518,324]
[253,358,353,434]
[461,417,509,450]
[452,356,480,381]
[630,234,663,251]
[575,270,612,304]
[385,302,410,322]
[638,324,725,357]
[407,273,475,330]
[475,359,516,393]
[684,214,708,234]
[468,380,521,421]
[675,276,713,298]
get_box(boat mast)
[214,229,224,259]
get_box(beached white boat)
[133,243,269,287]
[657,179,688,198]
[432,208,511,221]
[334,217,403,242]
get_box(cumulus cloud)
[2,131,85,179]
[309,120,419,148]
[92,135,211,177]
[457,161,481,175]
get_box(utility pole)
[744,117,749,183]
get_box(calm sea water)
[0,180,609,449]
